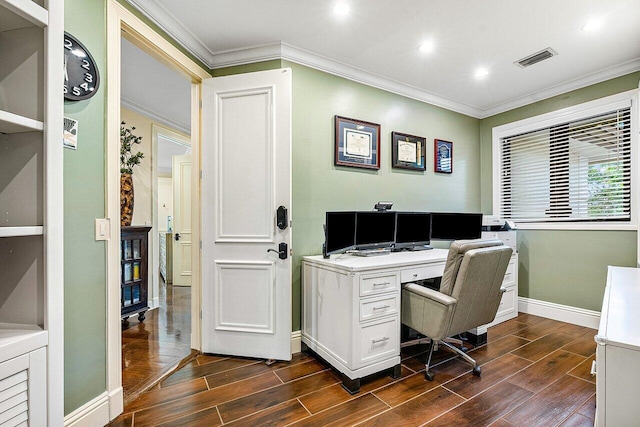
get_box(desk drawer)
[360,294,398,322]
[503,259,516,285]
[496,286,516,318]
[400,264,444,283]
[360,273,398,297]
[357,317,398,368]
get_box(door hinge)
[200,240,202,249]
[199,100,202,109]
[200,310,202,319]
[200,170,203,179]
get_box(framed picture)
[391,132,426,171]
[335,115,380,169]
[434,139,453,173]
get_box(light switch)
[95,218,110,241]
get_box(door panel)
[172,154,192,286]
[201,68,291,361]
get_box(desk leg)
[340,373,360,395]
[390,363,401,379]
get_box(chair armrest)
[403,283,456,306]
[402,283,457,340]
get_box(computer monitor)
[355,211,396,249]
[324,211,357,256]
[431,212,483,240]
[394,212,432,250]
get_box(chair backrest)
[441,239,513,336]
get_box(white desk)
[595,266,640,426]
[301,250,448,393]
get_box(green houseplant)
[120,121,144,226]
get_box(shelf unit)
[121,226,151,322]
[0,0,63,425]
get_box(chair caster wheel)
[425,371,435,381]
[472,366,482,377]
[461,346,468,353]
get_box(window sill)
[514,222,636,231]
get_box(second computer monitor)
[394,212,432,250]
[355,211,396,249]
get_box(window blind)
[499,107,631,222]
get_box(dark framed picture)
[335,115,380,169]
[434,139,453,173]
[391,132,426,171]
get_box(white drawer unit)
[302,250,448,393]
[595,267,640,426]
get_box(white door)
[201,68,292,360]
[172,154,192,286]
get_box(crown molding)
[211,42,483,118]
[124,1,640,120]
[126,0,214,66]
[121,96,190,135]
[479,58,640,118]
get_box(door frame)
[106,1,210,419]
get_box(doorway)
[119,37,193,400]
[106,1,210,415]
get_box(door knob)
[267,242,288,260]
[175,233,180,241]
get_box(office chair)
[401,239,513,380]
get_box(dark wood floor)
[121,279,192,403]
[110,312,596,426]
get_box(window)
[493,91,636,228]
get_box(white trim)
[117,1,640,118]
[518,297,601,329]
[492,89,639,229]
[63,392,110,427]
[481,58,640,118]
[291,330,301,355]
[121,96,190,135]
[125,0,213,66]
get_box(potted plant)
[120,121,144,226]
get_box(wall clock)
[64,32,100,101]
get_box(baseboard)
[518,297,601,329]
[64,392,110,427]
[109,386,124,420]
[291,330,301,354]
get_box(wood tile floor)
[110,313,596,426]
[121,279,192,404]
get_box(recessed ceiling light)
[334,3,350,16]
[582,18,603,32]
[419,40,435,54]
[474,67,489,79]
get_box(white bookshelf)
[0,0,62,424]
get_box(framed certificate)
[391,131,426,171]
[335,116,380,169]
[435,139,453,173]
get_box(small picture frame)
[335,115,380,170]
[391,132,426,171]
[434,139,453,173]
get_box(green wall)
[287,61,481,329]
[64,0,107,415]
[479,72,640,311]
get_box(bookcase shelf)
[0,0,62,423]
[121,226,152,323]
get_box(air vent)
[515,48,557,68]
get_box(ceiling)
[125,0,640,118]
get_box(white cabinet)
[0,0,62,424]
[594,266,640,427]
[302,250,447,393]
[0,346,46,426]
